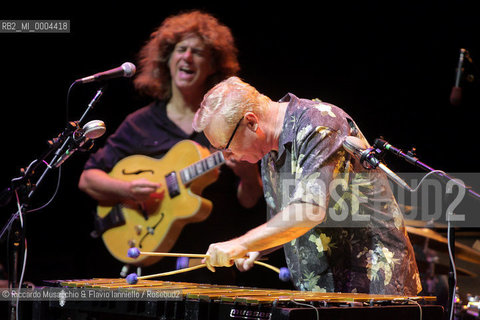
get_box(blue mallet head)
[127,247,141,259]
[176,256,190,270]
[279,267,291,282]
[126,273,138,285]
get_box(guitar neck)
[180,151,225,185]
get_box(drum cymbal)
[406,226,480,265]
[416,259,477,277]
[405,219,447,229]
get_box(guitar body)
[97,140,221,266]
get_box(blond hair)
[193,77,270,135]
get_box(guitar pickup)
[165,171,180,198]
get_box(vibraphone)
[33,278,444,320]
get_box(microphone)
[373,138,421,167]
[82,119,107,139]
[450,48,467,106]
[75,62,136,84]
[343,136,411,191]
[54,120,106,167]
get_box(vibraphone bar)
[32,278,444,320]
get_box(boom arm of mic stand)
[410,157,480,201]
[78,87,104,123]
[376,140,480,202]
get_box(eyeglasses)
[214,116,243,152]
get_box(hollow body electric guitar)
[95,140,225,266]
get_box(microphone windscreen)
[121,62,136,78]
[82,120,106,139]
[450,86,462,106]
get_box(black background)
[1,0,480,302]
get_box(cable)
[290,300,319,320]
[408,299,423,320]
[14,190,24,228]
[26,166,62,213]
[65,81,77,123]
[16,239,27,320]
[11,189,27,320]
[403,170,447,192]
[0,212,18,241]
[3,81,75,320]
[447,219,457,320]
[7,160,62,319]
[405,169,458,320]
[1,162,62,239]
[405,169,457,320]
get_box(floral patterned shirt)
[260,93,421,295]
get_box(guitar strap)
[91,204,126,238]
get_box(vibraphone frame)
[32,278,444,320]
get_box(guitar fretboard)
[180,151,225,185]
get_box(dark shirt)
[261,93,421,295]
[85,100,209,171]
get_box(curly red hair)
[134,10,240,100]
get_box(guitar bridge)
[165,171,180,198]
[139,213,165,248]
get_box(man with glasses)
[193,76,422,295]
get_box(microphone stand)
[375,140,480,320]
[376,142,480,201]
[0,86,105,320]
